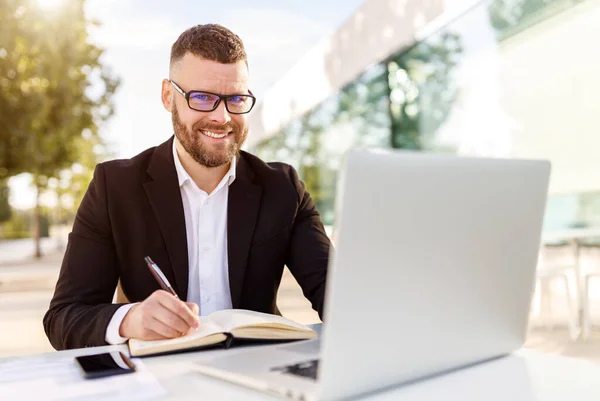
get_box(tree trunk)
[33,180,42,259]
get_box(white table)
[2,340,600,401]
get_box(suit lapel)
[227,155,262,308]
[143,137,189,300]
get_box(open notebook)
[128,309,318,357]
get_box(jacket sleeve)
[284,165,332,320]
[43,163,124,350]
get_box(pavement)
[0,246,599,362]
[0,250,63,357]
[0,238,61,265]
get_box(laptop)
[193,149,551,401]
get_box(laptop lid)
[317,149,550,401]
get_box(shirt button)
[202,246,211,253]
[201,295,210,303]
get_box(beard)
[172,102,248,168]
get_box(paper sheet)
[0,353,166,401]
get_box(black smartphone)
[75,352,136,379]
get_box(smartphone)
[75,352,136,379]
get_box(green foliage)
[0,179,10,223]
[0,207,49,239]
[0,0,119,255]
[388,32,463,151]
[254,66,392,225]
[0,0,119,184]
[488,0,577,39]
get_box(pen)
[144,256,179,299]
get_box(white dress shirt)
[105,140,235,344]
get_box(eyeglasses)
[169,79,256,114]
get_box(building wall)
[247,0,447,148]
[499,2,600,195]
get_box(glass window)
[255,0,600,230]
[388,0,600,231]
[253,64,391,225]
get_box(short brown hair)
[170,24,247,69]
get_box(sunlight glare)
[35,0,67,10]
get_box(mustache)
[193,121,238,133]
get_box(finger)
[152,305,191,335]
[141,328,170,341]
[157,293,200,328]
[185,302,200,316]
[149,315,185,339]
[184,303,200,331]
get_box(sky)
[9,0,365,209]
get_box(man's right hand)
[119,290,200,340]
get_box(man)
[43,24,331,350]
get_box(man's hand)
[119,290,200,340]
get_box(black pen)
[144,256,179,299]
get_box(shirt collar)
[172,139,237,189]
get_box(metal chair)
[582,272,600,340]
[531,248,579,341]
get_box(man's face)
[162,54,249,168]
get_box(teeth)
[202,130,228,139]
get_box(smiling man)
[43,24,331,350]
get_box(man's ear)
[161,79,173,112]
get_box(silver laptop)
[193,149,551,401]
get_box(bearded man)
[44,24,331,350]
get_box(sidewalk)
[526,328,600,361]
[0,251,64,292]
[0,250,64,357]
[0,238,60,265]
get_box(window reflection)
[254,65,391,225]
[253,0,600,231]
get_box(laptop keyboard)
[271,359,320,380]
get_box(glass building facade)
[251,0,600,233]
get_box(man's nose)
[206,100,231,125]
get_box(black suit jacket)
[43,137,331,350]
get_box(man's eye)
[191,93,211,101]
[229,96,244,104]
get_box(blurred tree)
[57,136,103,224]
[336,65,391,138]
[3,209,30,239]
[0,178,11,238]
[0,0,119,257]
[387,32,463,151]
[296,112,327,219]
[2,207,49,239]
[253,66,393,225]
[0,179,10,224]
[488,0,572,38]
